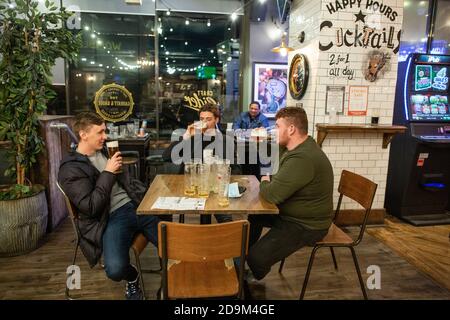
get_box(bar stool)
[121,151,140,180]
[145,155,165,185]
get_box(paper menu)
[151,197,206,210]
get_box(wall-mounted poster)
[348,86,369,116]
[253,62,288,118]
[325,86,345,114]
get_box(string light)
[207,19,211,27]
[185,19,189,25]
[166,9,171,16]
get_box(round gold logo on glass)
[94,83,134,122]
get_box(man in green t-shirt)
[247,107,334,280]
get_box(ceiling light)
[271,34,294,56]
[231,12,237,21]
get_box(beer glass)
[197,163,210,198]
[184,162,196,196]
[126,123,135,137]
[106,141,122,173]
[193,120,207,134]
[217,165,231,207]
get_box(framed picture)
[253,62,288,118]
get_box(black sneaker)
[125,277,144,300]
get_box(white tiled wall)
[288,0,404,210]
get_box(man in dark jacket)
[58,112,159,300]
[163,103,241,224]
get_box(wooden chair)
[158,220,249,299]
[278,170,377,300]
[56,182,149,300]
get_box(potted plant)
[0,0,81,256]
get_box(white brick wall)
[288,0,404,210]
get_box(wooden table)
[136,174,279,216]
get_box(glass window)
[67,11,241,139]
[157,13,241,138]
[431,0,450,55]
[67,13,155,118]
[397,0,429,62]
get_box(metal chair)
[158,220,249,300]
[278,170,378,300]
[56,182,149,300]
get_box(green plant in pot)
[0,0,81,256]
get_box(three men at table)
[248,107,334,280]
[232,101,270,130]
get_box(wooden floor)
[366,216,450,291]
[0,215,449,300]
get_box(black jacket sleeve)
[58,164,116,220]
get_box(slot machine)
[386,53,450,226]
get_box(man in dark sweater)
[247,107,334,280]
[58,112,159,300]
[163,103,241,224]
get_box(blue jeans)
[102,201,159,282]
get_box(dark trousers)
[200,214,233,224]
[102,201,160,282]
[247,215,328,280]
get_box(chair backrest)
[335,170,378,245]
[338,170,377,210]
[56,181,80,231]
[158,220,249,262]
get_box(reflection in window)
[431,0,450,55]
[68,13,155,119]
[398,0,429,62]
[157,13,241,138]
[67,12,241,139]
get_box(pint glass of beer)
[106,141,122,173]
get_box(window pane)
[157,13,241,138]
[398,0,429,62]
[68,13,155,119]
[431,0,450,54]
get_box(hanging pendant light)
[271,34,294,57]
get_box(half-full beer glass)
[106,141,122,173]
[217,165,231,207]
[197,164,210,198]
[184,162,196,196]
